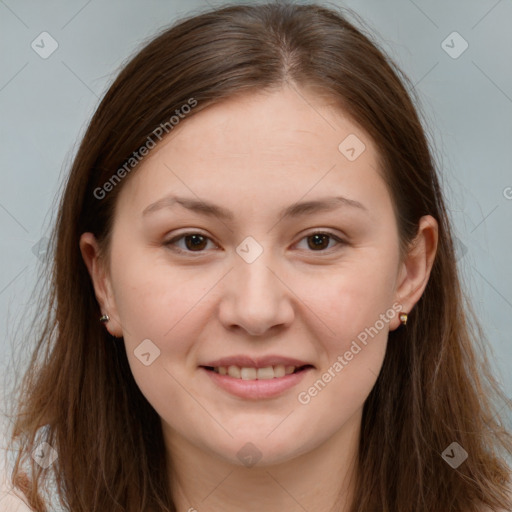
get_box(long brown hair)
[4,2,511,511]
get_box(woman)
[5,2,511,511]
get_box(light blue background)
[1,0,511,424]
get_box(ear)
[79,232,123,338]
[390,215,439,331]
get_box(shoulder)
[0,464,32,512]
[0,425,32,511]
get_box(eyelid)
[164,229,347,255]
[296,230,346,249]
[164,230,219,256]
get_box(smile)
[200,363,314,400]
[203,364,313,380]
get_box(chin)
[206,431,316,468]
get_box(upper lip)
[200,355,314,369]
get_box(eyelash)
[164,230,346,256]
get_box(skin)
[80,85,438,512]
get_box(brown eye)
[183,234,208,251]
[307,233,331,250]
[296,231,345,252]
[165,232,217,254]
[165,230,345,257]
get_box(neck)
[164,410,361,512]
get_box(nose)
[217,248,295,336]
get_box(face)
[82,85,416,467]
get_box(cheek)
[111,258,205,424]
[295,268,393,432]
[297,246,397,409]
[305,249,398,342]
[110,242,200,337]
[109,242,219,369]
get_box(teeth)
[257,366,275,380]
[213,364,302,380]
[240,367,257,380]
[227,365,241,378]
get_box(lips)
[207,364,312,380]
[200,356,314,399]
[199,355,314,386]
[201,355,313,369]
[200,355,314,398]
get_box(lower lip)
[200,367,312,400]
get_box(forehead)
[161,87,373,165]
[115,86,390,220]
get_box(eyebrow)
[142,194,368,220]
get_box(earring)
[99,314,110,323]
[399,312,408,326]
